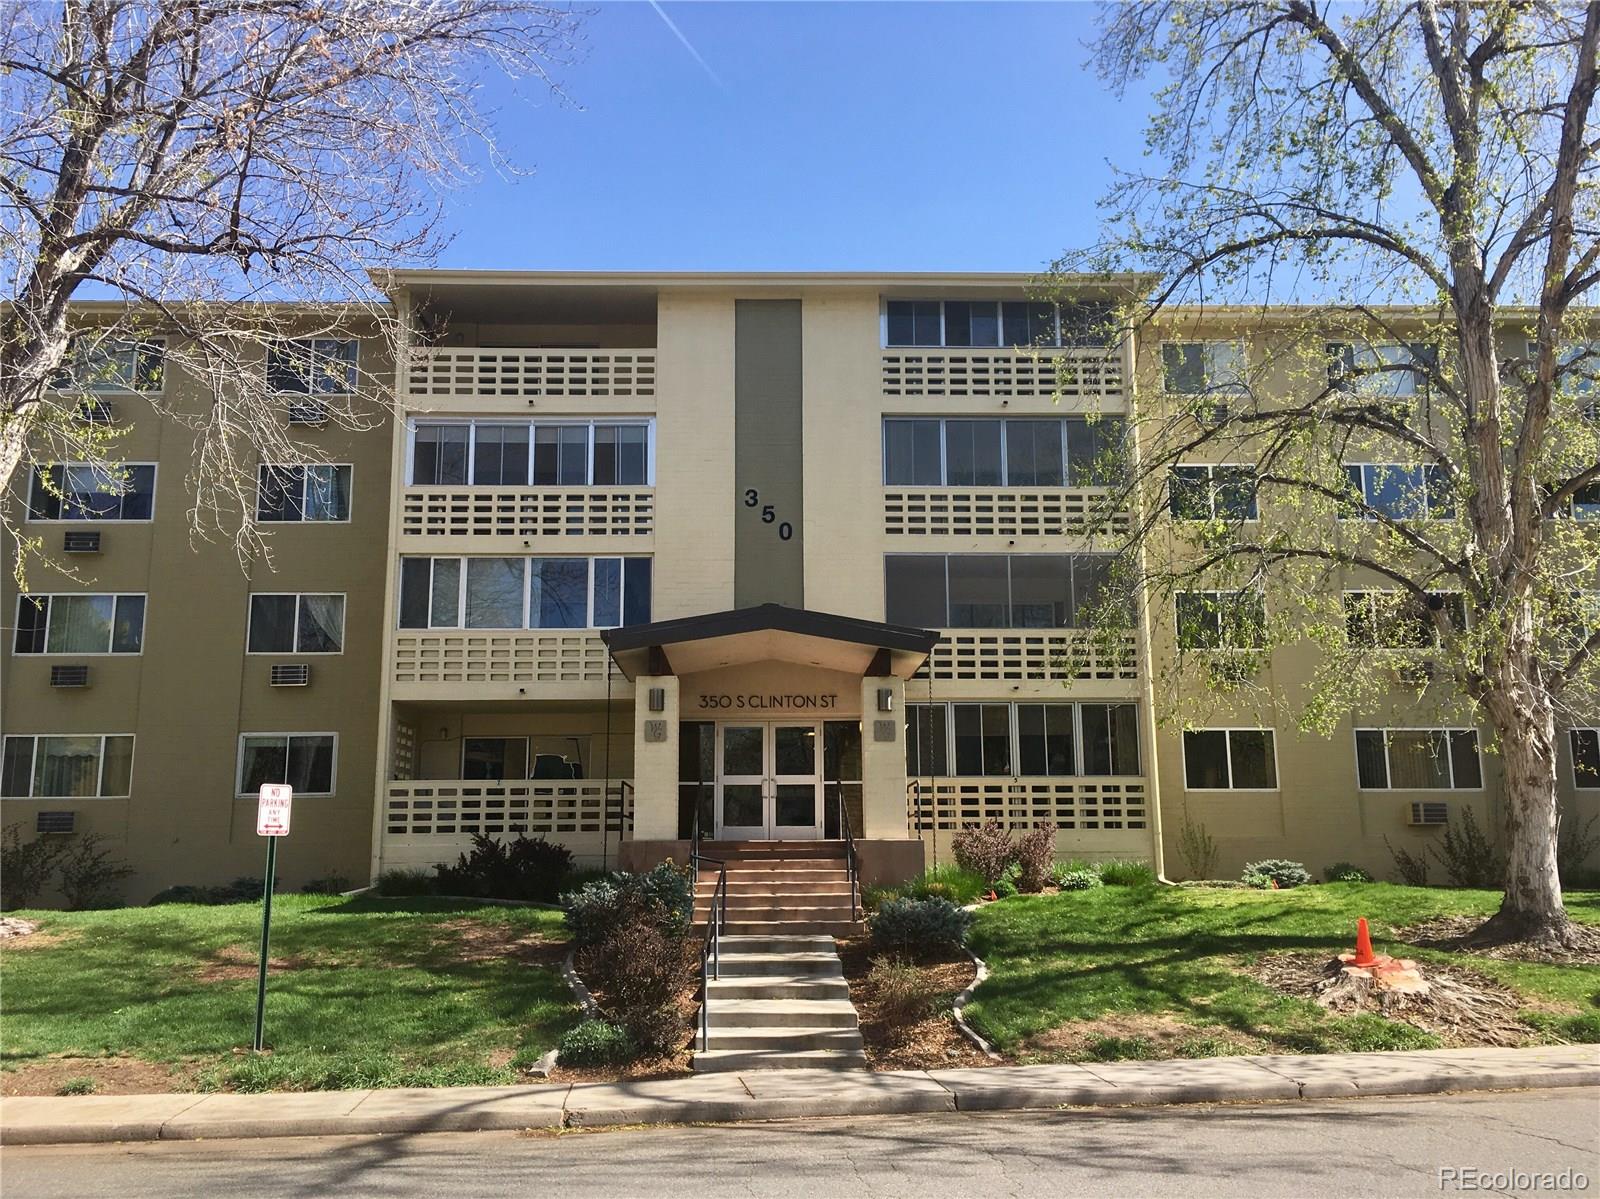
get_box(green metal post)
[253,835,278,1053]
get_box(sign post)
[253,784,292,1053]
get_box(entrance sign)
[256,784,293,836]
[695,692,839,711]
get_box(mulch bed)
[836,937,993,1070]
[1243,952,1538,1047]
[1,1056,201,1097]
[1397,916,1600,966]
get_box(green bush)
[1240,859,1311,889]
[300,875,353,895]
[572,884,697,1054]
[0,823,71,909]
[1054,868,1103,891]
[869,896,972,952]
[991,862,1021,899]
[1429,807,1503,888]
[1096,859,1157,886]
[952,820,1016,884]
[370,869,435,898]
[861,884,902,912]
[868,957,942,1031]
[1243,872,1275,890]
[148,876,270,906]
[57,835,134,910]
[557,1020,635,1066]
[1385,837,1431,886]
[562,861,694,947]
[433,833,574,902]
[909,864,986,905]
[1322,862,1374,884]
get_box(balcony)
[881,347,1125,402]
[400,486,654,542]
[402,347,656,409]
[907,775,1149,833]
[917,629,1140,687]
[391,629,622,699]
[884,487,1129,539]
[380,778,633,868]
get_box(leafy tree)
[1060,1,1600,947]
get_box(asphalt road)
[4,1089,1598,1199]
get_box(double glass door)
[715,722,822,840]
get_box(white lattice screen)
[383,781,634,837]
[391,722,417,782]
[400,489,654,538]
[881,349,1124,400]
[918,631,1140,682]
[392,632,616,685]
[405,349,656,399]
[884,488,1130,538]
[907,777,1148,831]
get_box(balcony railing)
[380,778,634,868]
[884,487,1129,538]
[907,775,1148,832]
[403,348,656,402]
[881,347,1124,401]
[400,487,654,539]
[392,630,618,687]
[917,629,1140,683]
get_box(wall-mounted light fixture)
[649,687,666,712]
[877,687,894,713]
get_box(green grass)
[965,882,1600,1059]
[0,894,581,1091]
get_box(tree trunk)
[1473,688,1573,948]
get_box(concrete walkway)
[2,1045,1595,1146]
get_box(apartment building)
[2,272,1596,901]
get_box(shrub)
[1243,872,1275,890]
[148,877,270,906]
[861,884,902,912]
[1240,859,1311,889]
[300,875,352,895]
[0,823,71,909]
[868,958,941,1033]
[1097,859,1157,886]
[909,864,986,905]
[57,835,134,910]
[869,897,972,953]
[991,862,1021,899]
[1176,810,1219,880]
[952,820,1015,885]
[370,869,435,898]
[1323,862,1374,884]
[1385,837,1431,887]
[557,1020,635,1066]
[1557,814,1600,886]
[1014,823,1057,893]
[433,833,574,902]
[56,1077,97,1096]
[563,861,693,947]
[1429,807,1503,888]
[1055,868,1103,891]
[573,899,697,1054]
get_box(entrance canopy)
[600,604,938,681]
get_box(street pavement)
[3,1089,1597,1199]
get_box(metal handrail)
[689,809,728,1053]
[839,788,860,923]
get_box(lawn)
[964,883,1600,1060]
[0,895,581,1094]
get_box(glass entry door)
[714,722,823,840]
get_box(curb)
[950,949,1001,1059]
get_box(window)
[886,300,943,347]
[247,594,345,653]
[1162,341,1246,394]
[1,735,134,798]
[1354,728,1482,789]
[1573,729,1600,789]
[462,737,529,780]
[881,417,1123,487]
[237,734,336,796]
[408,419,652,487]
[397,556,650,630]
[904,702,1140,778]
[884,299,1114,348]
[27,463,156,521]
[1175,590,1266,650]
[884,553,1124,628]
[257,464,352,522]
[1531,339,1599,400]
[1328,343,1427,398]
[1343,591,1466,649]
[1559,481,1600,520]
[14,594,145,654]
[1168,465,1258,521]
[1183,729,1278,789]
[943,301,1001,348]
[266,339,357,395]
[1341,464,1456,520]
[53,338,163,394]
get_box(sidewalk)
[3,1045,1596,1146]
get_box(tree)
[1059,1,1600,946]
[0,0,582,577]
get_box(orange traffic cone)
[1351,916,1379,967]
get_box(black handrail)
[839,788,860,923]
[688,808,728,1053]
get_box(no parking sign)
[256,784,292,836]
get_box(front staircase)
[692,842,867,1072]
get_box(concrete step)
[707,999,860,1029]
[714,934,838,953]
[699,841,848,856]
[703,1027,865,1053]
[705,976,852,1000]
[693,1048,868,1073]
[698,880,855,894]
[695,896,857,912]
[712,952,843,978]
[711,920,863,937]
[704,863,849,877]
[695,907,859,925]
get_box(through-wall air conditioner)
[270,663,311,687]
[1196,400,1230,428]
[1407,801,1449,827]
[49,664,90,688]
[35,811,76,835]
[63,530,101,553]
[76,398,115,423]
[287,401,328,425]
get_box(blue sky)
[436,2,1150,273]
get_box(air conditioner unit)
[287,401,328,425]
[1196,400,1230,428]
[1407,801,1449,827]
[270,663,311,687]
[35,811,76,835]
[75,398,116,423]
[63,530,101,553]
[49,664,90,688]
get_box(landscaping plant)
[563,862,693,947]
[1385,837,1432,887]
[56,835,134,910]
[300,875,353,895]
[557,1020,635,1067]
[1558,816,1600,888]
[369,869,436,898]
[1095,859,1157,887]
[0,822,70,910]
[572,892,697,1055]
[869,897,973,953]
[1014,823,1057,893]
[1323,862,1374,884]
[909,864,987,905]
[1176,810,1219,880]
[1240,860,1311,890]
[867,958,942,1032]
[1054,868,1103,892]
[1430,808,1504,889]
[148,877,270,906]
[991,863,1021,899]
[433,833,575,903]
[952,820,1016,885]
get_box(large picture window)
[27,463,156,521]
[1175,590,1266,650]
[1354,728,1483,789]
[266,338,358,395]
[408,419,653,487]
[1572,729,1599,790]
[905,702,1140,777]
[1343,590,1466,648]
[257,464,352,522]
[15,594,145,655]
[398,556,650,630]
[1327,342,1429,397]
[53,338,163,394]
[1183,729,1278,789]
[883,416,1123,487]
[1,735,134,798]
[237,734,336,797]
[1168,464,1258,521]
[884,299,1114,348]
[247,594,345,653]
[1341,464,1456,521]
[1162,341,1246,394]
[885,553,1125,629]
